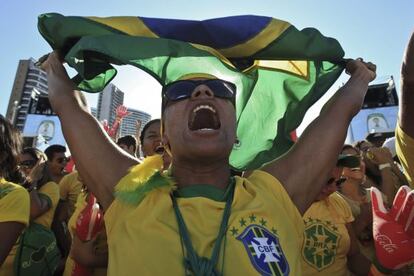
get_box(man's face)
[162,80,237,162]
[48,152,67,176]
[119,143,136,156]
[142,122,162,157]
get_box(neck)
[171,158,231,190]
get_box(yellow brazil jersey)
[0,179,30,276]
[63,192,108,276]
[396,123,414,188]
[59,171,83,218]
[104,170,304,276]
[33,181,60,229]
[301,192,354,276]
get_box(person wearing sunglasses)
[338,145,375,259]
[161,79,236,111]
[300,154,366,275]
[18,147,46,179]
[41,50,414,275]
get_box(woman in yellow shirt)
[301,155,398,275]
[0,115,30,274]
[15,145,60,230]
[26,161,60,229]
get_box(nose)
[191,84,214,100]
[153,138,161,146]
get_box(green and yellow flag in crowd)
[38,13,345,171]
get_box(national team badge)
[302,218,340,271]
[237,224,290,276]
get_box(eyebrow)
[145,131,159,136]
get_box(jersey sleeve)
[396,123,414,188]
[0,185,30,225]
[331,192,354,224]
[39,181,60,209]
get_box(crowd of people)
[1,22,414,276]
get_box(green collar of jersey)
[115,155,234,205]
[175,183,231,202]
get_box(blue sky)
[1,0,413,128]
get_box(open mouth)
[188,104,221,131]
[154,145,165,155]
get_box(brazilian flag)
[38,13,345,171]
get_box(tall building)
[6,58,67,150]
[96,83,124,126]
[90,107,98,118]
[6,58,49,129]
[120,108,151,138]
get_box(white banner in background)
[22,114,66,151]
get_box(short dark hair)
[140,119,161,145]
[44,144,66,161]
[117,135,137,152]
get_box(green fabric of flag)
[38,13,345,171]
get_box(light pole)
[11,100,21,126]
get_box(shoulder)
[0,180,30,225]
[60,171,78,185]
[39,181,60,204]
[329,192,350,208]
[39,181,59,192]
[105,156,173,231]
[328,192,354,222]
[245,170,290,198]
[0,180,29,202]
[244,170,304,223]
[0,180,29,204]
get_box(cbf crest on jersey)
[237,224,289,276]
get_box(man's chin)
[185,143,232,160]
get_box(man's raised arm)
[396,30,414,187]
[264,59,376,214]
[399,29,414,136]
[42,52,138,210]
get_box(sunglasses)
[162,79,236,110]
[327,177,347,187]
[18,160,37,169]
